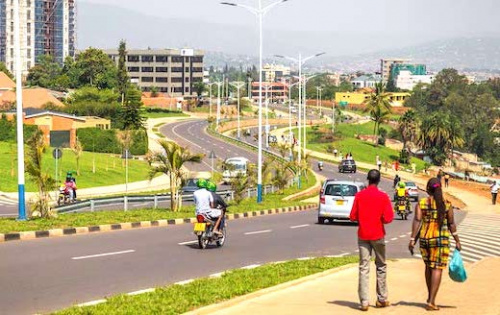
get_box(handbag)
[449,250,467,283]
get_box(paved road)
[0,197,18,217]
[0,119,473,315]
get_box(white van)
[222,157,250,184]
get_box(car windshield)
[324,184,358,197]
[186,179,197,186]
[406,182,416,187]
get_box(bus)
[222,157,250,184]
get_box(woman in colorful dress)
[409,178,462,311]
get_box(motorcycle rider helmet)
[197,178,208,189]
[207,181,217,192]
[398,181,406,189]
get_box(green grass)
[53,256,358,315]
[143,111,189,119]
[293,123,426,171]
[0,142,152,192]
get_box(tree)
[194,81,206,98]
[398,110,419,151]
[25,130,57,218]
[363,82,392,145]
[70,48,118,89]
[26,55,66,91]
[120,86,145,130]
[150,86,159,98]
[72,138,84,176]
[0,62,13,79]
[117,40,130,104]
[149,141,203,211]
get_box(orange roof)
[0,88,65,108]
[0,72,15,90]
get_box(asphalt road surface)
[0,119,469,315]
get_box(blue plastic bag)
[449,250,467,283]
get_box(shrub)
[77,128,148,155]
[0,116,38,142]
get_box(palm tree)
[398,110,419,151]
[363,82,392,146]
[25,130,57,218]
[149,140,204,212]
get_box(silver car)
[405,181,419,201]
[318,180,366,223]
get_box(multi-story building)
[335,90,411,107]
[251,82,289,103]
[380,58,409,83]
[105,48,204,98]
[395,70,434,91]
[263,64,290,82]
[0,0,76,76]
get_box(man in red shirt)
[350,169,394,311]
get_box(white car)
[291,107,297,114]
[318,180,366,223]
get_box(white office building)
[395,70,434,91]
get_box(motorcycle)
[318,163,324,171]
[394,196,410,220]
[193,210,227,249]
[57,185,72,206]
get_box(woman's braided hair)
[426,178,446,227]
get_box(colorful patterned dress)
[419,198,451,269]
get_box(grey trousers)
[358,238,388,305]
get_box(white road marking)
[72,250,135,260]
[77,299,107,307]
[210,272,225,278]
[128,288,155,296]
[244,230,272,235]
[399,235,407,238]
[290,224,310,229]
[391,238,398,241]
[297,257,313,261]
[0,213,17,216]
[241,264,261,269]
[175,279,194,285]
[178,240,198,246]
[385,240,390,243]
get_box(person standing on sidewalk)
[444,173,450,188]
[490,181,499,205]
[350,170,394,311]
[409,178,461,311]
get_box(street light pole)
[216,81,223,128]
[14,0,26,220]
[302,74,318,157]
[221,0,289,203]
[230,81,245,139]
[288,81,299,161]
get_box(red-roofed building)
[251,82,289,102]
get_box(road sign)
[52,148,63,160]
[209,151,216,159]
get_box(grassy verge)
[143,111,189,119]
[0,142,151,192]
[53,256,357,315]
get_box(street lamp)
[230,81,245,139]
[221,0,289,203]
[302,73,318,156]
[14,0,26,220]
[275,52,325,165]
[208,82,218,118]
[288,81,300,161]
[316,86,323,117]
[214,81,224,128]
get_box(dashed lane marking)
[290,224,310,229]
[72,250,135,260]
[178,240,198,246]
[244,230,272,235]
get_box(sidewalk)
[201,258,500,315]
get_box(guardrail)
[55,185,279,214]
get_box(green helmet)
[207,181,217,192]
[197,178,208,189]
[398,181,406,188]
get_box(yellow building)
[75,116,111,130]
[335,91,410,107]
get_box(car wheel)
[318,217,326,224]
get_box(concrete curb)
[0,204,317,244]
[184,262,360,315]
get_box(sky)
[81,0,500,37]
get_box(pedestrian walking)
[333,148,338,158]
[444,174,450,188]
[490,181,499,205]
[393,174,400,189]
[350,170,394,311]
[409,178,461,311]
[376,155,382,171]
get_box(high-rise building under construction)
[0,0,76,76]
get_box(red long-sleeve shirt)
[350,185,394,241]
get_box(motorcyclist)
[318,161,324,171]
[395,181,410,211]
[66,172,77,200]
[193,179,222,235]
[207,181,227,234]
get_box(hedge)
[0,116,39,142]
[77,128,148,155]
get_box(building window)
[191,56,203,63]
[171,67,183,73]
[185,77,190,83]
[128,67,140,72]
[185,87,190,93]
[27,36,31,46]
[159,87,169,92]
[191,67,203,72]
[27,61,31,69]
[156,55,168,63]
[128,55,139,62]
[27,23,31,34]
[141,55,154,62]
[155,67,168,73]
[141,77,154,82]
[172,56,183,63]
[185,67,190,72]
[141,67,154,72]
[27,49,31,57]
[171,77,183,83]
[156,77,168,83]
[173,87,183,93]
